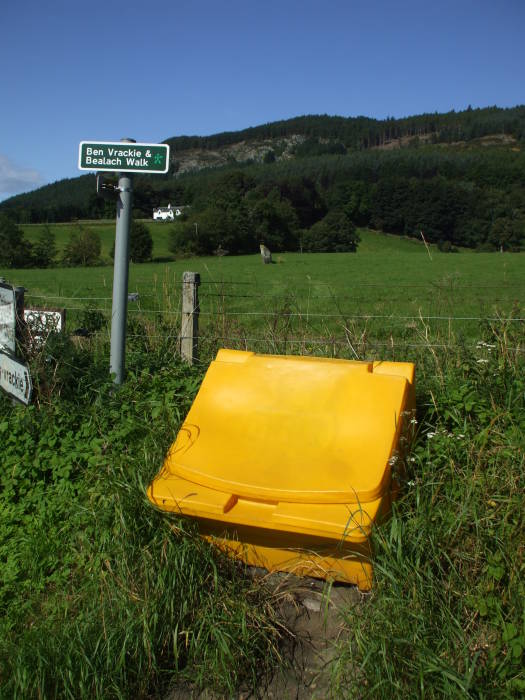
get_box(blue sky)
[1,0,524,201]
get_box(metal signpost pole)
[78,137,169,385]
[110,140,134,385]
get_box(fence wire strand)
[19,277,525,365]
[50,304,525,324]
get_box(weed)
[330,327,525,698]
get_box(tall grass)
[0,343,284,699]
[330,322,524,698]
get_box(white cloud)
[0,154,43,200]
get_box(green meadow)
[20,219,176,262]
[8,227,525,308]
[5,227,524,361]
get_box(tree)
[302,209,360,252]
[129,221,153,262]
[248,189,300,251]
[62,225,101,266]
[206,170,255,211]
[325,181,370,226]
[110,221,153,262]
[32,225,57,268]
[169,208,240,257]
[487,217,524,252]
[0,214,33,267]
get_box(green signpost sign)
[78,141,170,174]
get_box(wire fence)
[22,272,525,367]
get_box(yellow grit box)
[147,349,415,590]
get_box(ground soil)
[167,571,362,699]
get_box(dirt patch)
[258,574,361,699]
[166,572,363,699]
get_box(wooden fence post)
[180,271,200,364]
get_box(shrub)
[302,209,360,252]
[32,225,57,267]
[437,239,459,253]
[110,221,153,263]
[0,214,33,267]
[62,224,101,266]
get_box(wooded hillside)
[1,106,525,253]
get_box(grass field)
[20,220,432,260]
[4,228,524,363]
[10,226,525,304]
[1,234,524,698]
[20,219,177,261]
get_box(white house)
[152,203,188,220]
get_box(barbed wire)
[24,285,525,304]
[197,280,525,289]
[196,311,525,321]
[26,294,114,301]
[199,291,523,301]
[26,293,156,301]
[29,303,525,324]
[36,292,525,300]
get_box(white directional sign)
[0,283,16,354]
[24,308,65,348]
[78,141,170,174]
[0,352,32,405]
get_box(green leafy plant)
[0,339,284,699]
